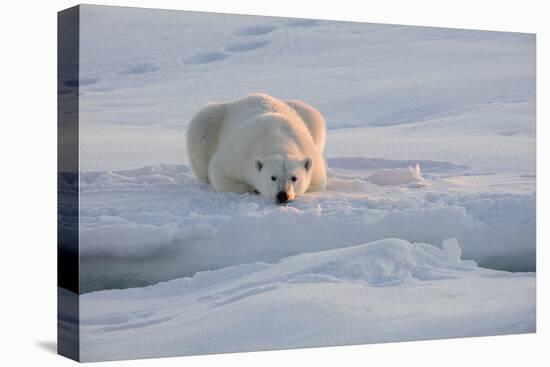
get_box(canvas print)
[58,4,536,362]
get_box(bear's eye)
[271,176,277,181]
[291,176,297,182]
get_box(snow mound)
[367,163,429,187]
[253,237,478,286]
[78,238,534,361]
[88,237,477,298]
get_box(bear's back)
[221,93,298,132]
[214,94,314,161]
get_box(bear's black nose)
[276,191,289,204]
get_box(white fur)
[186,93,327,202]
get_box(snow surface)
[73,160,535,292]
[77,238,535,362]
[65,5,537,359]
[75,6,535,174]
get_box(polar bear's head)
[253,154,313,204]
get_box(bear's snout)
[276,191,289,204]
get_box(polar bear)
[186,93,327,203]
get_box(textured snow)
[77,238,535,362]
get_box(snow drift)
[76,237,535,361]
[366,163,428,187]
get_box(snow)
[366,163,428,187]
[76,238,535,362]
[76,6,535,174]
[65,5,537,360]
[73,161,535,292]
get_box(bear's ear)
[255,158,264,172]
[303,157,312,171]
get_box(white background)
[0,0,546,365]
